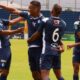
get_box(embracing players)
[28,4,66,80]
[0,18,23,80]
[67,16,80,80]
[0,1,44,80]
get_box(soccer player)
[0,19,23,80]
[0,1,43,80]
[28,4,66,80]
[67,17,80,80]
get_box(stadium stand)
[0,9,80,34]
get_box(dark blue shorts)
[73,49,80,63]
[28,47,42,71]
[0,47,11,70]
[40,54,61,70]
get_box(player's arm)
[2,17,24,26]
[58,41,64,53]
[67,23,80,49]
[27,20,45,43]
[0,4,21,15]
[27,31,41,43]
[8,17,24,25]
[58,20,66,52]
[0,5,28,20]
[67,42,80,49]
[0,27,24,35]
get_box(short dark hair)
[53,4,62,14]
[30,1,41,9]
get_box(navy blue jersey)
[0,19,10,48]
[38,16,66,55]
[74,21,80,50]
[20,11,43,47]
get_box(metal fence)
[0,0,80,11]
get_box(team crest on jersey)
[32,22,36,27]
[38,20,41,23]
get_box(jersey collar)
[51,16,60,19]
[30,14,43,20]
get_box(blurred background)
[0,0,80,11]
[0,1,80,80]
[0,0,80,40]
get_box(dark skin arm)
[27,32,64,52]
[58,41,64,53]
[0,4,21,15]
[27,31,41,43]
[8,17,24,25]
[0,27,24,35]
[0,5,25,24]
[53,41,64,53]
[67,42,80,49]
[67,32,80,49]
[0,5,25,26]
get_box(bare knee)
[32,71,42,80]
[41,70,50,80]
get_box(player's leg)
[0,47,11,80]
[73,63,79,80]
[34,47,42,80]
[73,53,80,80]
[41,69,50,80]
[31,71,41,80]
[28,47,42,80]
[52,55,64,80]
[40,55,52,80]
[53,69,64,80]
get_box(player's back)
[43,16,66,46]
[41,16,66,55]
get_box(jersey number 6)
[52,28,59,42]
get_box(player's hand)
[27,38,31,44]
[67,44,74,49]
[17,27,24,33]
[58,45,64,53]
[52,45,64,53]
[27,39,29,43]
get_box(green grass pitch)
[7,39,80,80]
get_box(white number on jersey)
[52,28,59,42]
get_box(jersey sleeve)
[37,22,45,33]
[74,21,80,31]
[60,20,66,36]
[37,18,49,33]
[19,11,29,20]
[2,19,9,26]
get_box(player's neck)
[51,13,59,17]
[31,14,40,18]
[52,15,59,17]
